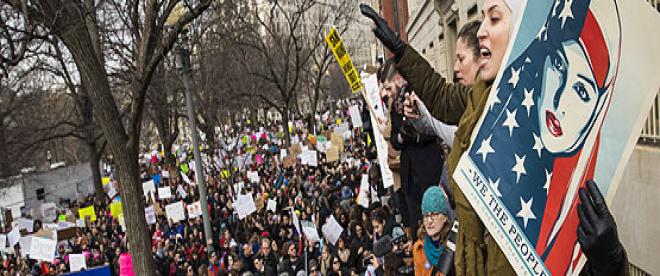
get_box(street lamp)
[171,9,214,254]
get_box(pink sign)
[119,253,134,276]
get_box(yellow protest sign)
[101,177,110,186]
[326,27,362,93]
[78,206,97,222]
[110,202,123,219]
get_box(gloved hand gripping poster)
[453,0,660,275]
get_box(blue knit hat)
[421,186,449,216]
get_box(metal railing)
[640,90,660,144]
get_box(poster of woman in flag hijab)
[453,0,660,275]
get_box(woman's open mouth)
[546,110,563,137]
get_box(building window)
[429,41,434,49]
[36,188,45,200]
[468,5,479,21]
[422,49,427,55]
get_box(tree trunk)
[281,108,291,147]
[60,23,157,276]
[87,142,104,202]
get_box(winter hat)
[421,186,449,216]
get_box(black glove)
[359,4,405,59]
[398,120,420,144]
[577,180,625,276]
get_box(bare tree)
[1,0,211,273]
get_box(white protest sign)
[29,236,56,262]
[162,170,170,178]
[0,234,6,249]
[142,180,156,200]
[301,150,318,167]
[145,206,156,225]
[280,149,287,161]
[69,253,87,272]
[158,187,172,199]
[301,221,321,242]
[349,105,363,128]
[266,199,277,212]
[186,201,203,218]
[107,185,118,199]
[41,203,57,222]
[7,228,20,248]
[176,185,188,198]
[291,209,301,235]
[235,193,257,219]
[321,215,343,246]
[18,236,31,258]
[247,171,259,183]
[363,74,394,188]
[181,172,193,185]
[165,201,186,222]
[76,219,86,228]
[15,218,34,233]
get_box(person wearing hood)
[361,1,628,275]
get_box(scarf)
[423,235,445,268]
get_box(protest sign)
[0,234,5,249]
[349,105,363,128]
[247,171,259,183]
[107,185,118,199]
[15,218,34,233]
[266,199,277,212]
[162,170,170,179]
[78,206,96,222]
[29,236,56,262]
[69,253,87,272]
[18,236,31,258]
[235,193,257,219]
[283,156,296,169]
[119,253,134,276]
[301,221,320,242]
[181,172,193,185]
[145,206,156,225]
[289,144,302,157]
[142,180,156,199]
[451,1,660,274]
[176,185,187,198]
[110,201,123,219]
[158,187,172,199]
[57,227,77,241]
[331,132,344,152]
[326,27,362,92]
[357,174,378,208]
[186,201,203,218]
[280,149,287,161]
[326,146,339,162]
[41,203,57,222]
[301,150,318,167]
[101,177,110,186]
[290,208,301,235]
[363,74,394,188]
[321,215,343,246]
[7,228,20,248]
[76,219,86,228]
[165,201,186,222]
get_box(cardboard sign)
[326,146,339,162]
[57,227,77,241]
[289,144,302,157]
[165,201,185,222]
[78,206,97,222]
[326,27,362,92]
[283,156,296,169]
[186,201,203,218]
[451,1,660,274]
